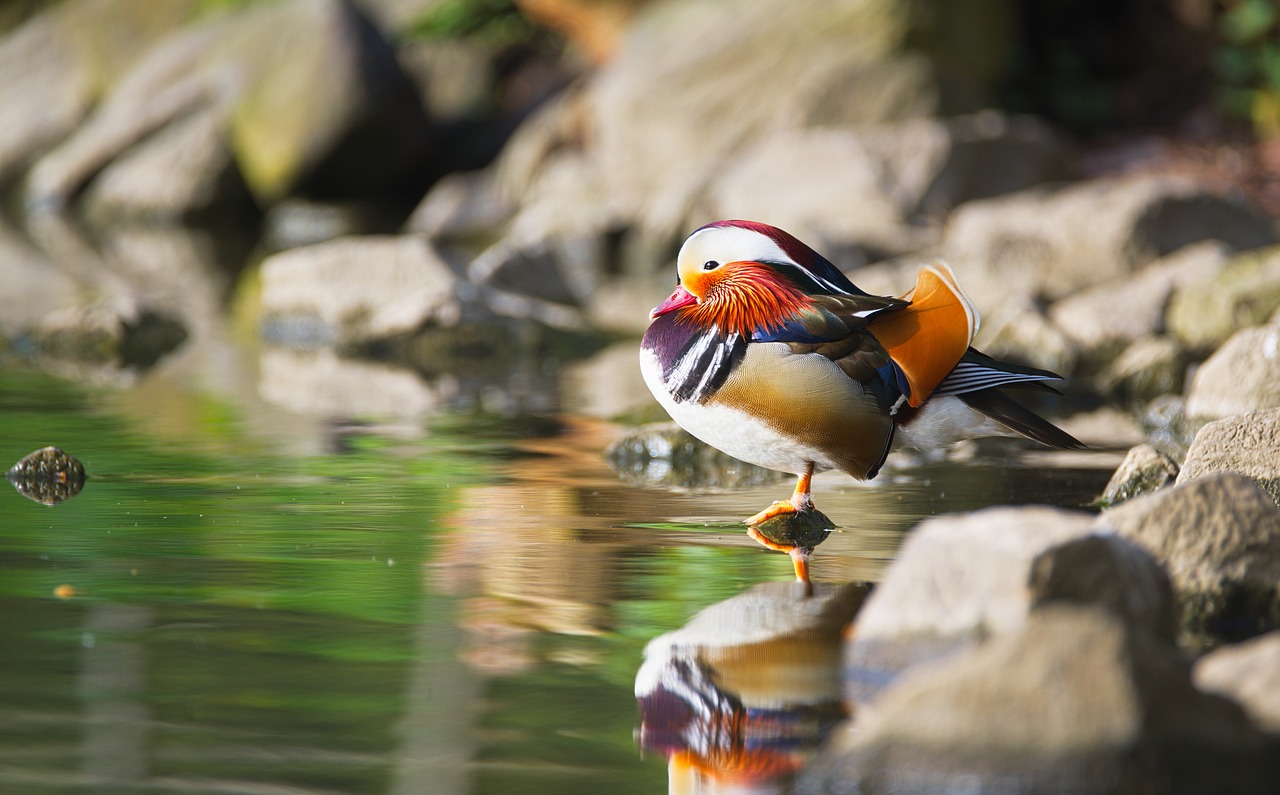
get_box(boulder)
[845,506,1174,703]
[1167,244,1280,353]
[1194,631,1280,736]
[1098,443,1180,507]
[972,300,1079,375]
[26,0,430,213]
[808,607,1280,795]
[701,112,1067,257]
[942,174,1275,311]
[1101,471,1280,641]
[82,105,245,221]
[404,168,514,242]
[1178,409,1280,505]
[257,235,484,348]
[1048,240,1229,356]
[0,0,199,186]
[1098,334,1190,404]
[1184,326,1280,421]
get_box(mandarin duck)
[640,220,1083,580]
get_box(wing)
[751,293,908,344]
[868,263,979,408]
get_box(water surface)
[0,362,1113,794]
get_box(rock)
[1048,240,1229,356]
[845,507,1174,702]
[702,113,1067,257]
[1178,409,1280,505]
[0,0,199,186]
[1100,471,1280,641]
[262,199,386,250]
[1098,334,1190,404]
[807,606,1280,795]
[32,303,187,368]
[468,235,596,308]
[1098,443,1180,507]
[6,446,86,506]
[82,104,245,221]
[1167,244,1280,353]
[1141,394,1194,460]
[605,421,785,490]
[1195,632,1280,736]
[258,235,485,348]
[502,0,1014,261]
[942,174,1275,311]
[972,300,1079,375]
[0,218,83,338]
[404,168,514,242]
[26,0,430,212]
[1184,326,1280,421]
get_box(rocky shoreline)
[3,1,1280,790]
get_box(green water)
[0,365,1112,794]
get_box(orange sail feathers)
[868,262,979,407]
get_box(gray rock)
[1178,409,1280,505]
[701,112,1067,257]
[1185,326,1280,421]
[973,300,1079,375]
[257,235,481,348]
[1167,244,1280,353]
[1195,631,1280,736]
[26,0,429,212]
[845,507,1174,702]
[0,0,198,186]
[82,104,242,220]
[1098,334,1190,404]
[1049,241,1229,356]
[943,174,1275,311]
[1098,443,1180,507]
[404,168,514,242]
[1101,471,1280,640]
[808,606,1280,795]
[605,421,785,490]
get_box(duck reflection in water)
[635,581,870,794]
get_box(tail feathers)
[959,389,1085,450]
[870,262,978,408]
[935,348,1065,397]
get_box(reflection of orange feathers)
[869,262,978,407]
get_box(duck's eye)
[702,260,720,271]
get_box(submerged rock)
[1097,443,1180,507]
[6,446,86,505]
[1101,471,1280,642]
[808,607,1280,795]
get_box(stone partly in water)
[844,506,1174,704]
[605,422,784,490]
[1097,443,1180,507]
[1101,471,1280,643]
[750,508,833,552]
[1194,631,1280,737]
[806,606,1280,795]
[6,446,86,505]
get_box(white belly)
[640,347,838,475]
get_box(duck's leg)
[746,524,814,583]
[745,463,814,525]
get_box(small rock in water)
[751,509,833,551]
[6,446,86,505]
[1097,443,1180,507]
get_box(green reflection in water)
[0,367,673,795]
